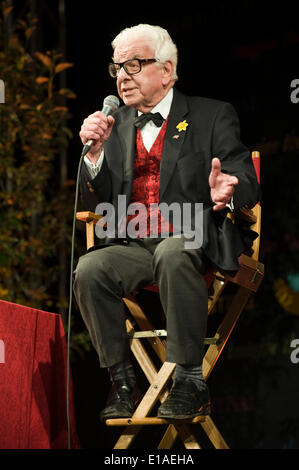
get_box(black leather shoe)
[157,380,211,419]
[100,380,140,421]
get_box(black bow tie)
[134,112,164,130]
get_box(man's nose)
[117,66,131,80]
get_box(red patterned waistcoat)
[127,118,171,236]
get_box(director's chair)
[76,151,263,449]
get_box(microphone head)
[103,95,120,113]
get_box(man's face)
[113,38,173,113]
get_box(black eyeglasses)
[108,58,157,78]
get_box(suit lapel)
[117,106,136,202]
[159,88,189,200]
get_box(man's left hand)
[209,157,239,211]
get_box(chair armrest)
[76,211,104,250]
[76,211,103,223]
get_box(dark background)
[15,0,299,449]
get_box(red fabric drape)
[0,300,80,449]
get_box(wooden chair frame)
[76,151,263,449]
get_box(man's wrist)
[84,148,103,165]
[84,149,105,178]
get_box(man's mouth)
[122,87,137,95]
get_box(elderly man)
[74,24,260,420]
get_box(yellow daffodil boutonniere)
[176,120,189,132]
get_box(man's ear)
[161,60,174,86]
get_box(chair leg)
[113,361,174,449]
[113,285,248,450]
[112,319,202,449]
[158,421,202,449]
[198,286,251,449]
[200,416,229,449]
[208,275,227,314]
[157,425,179,449]
[123,295,166,362]
[203,286,251,380]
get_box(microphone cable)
[66,149,85,450]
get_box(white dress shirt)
[136,87,173,152]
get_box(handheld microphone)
[82,95,120,157]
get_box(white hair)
[111,24,178,80]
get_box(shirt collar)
[137,88,173,119]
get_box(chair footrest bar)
[128,330,219,344]
[105,416,206,426]
[128,329,167,339]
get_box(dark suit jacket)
[79,88,260,271]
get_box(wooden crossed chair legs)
[76,151,263,449]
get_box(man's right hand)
[79,111,115,164]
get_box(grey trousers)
[73,236,208,368]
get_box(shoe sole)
[157,402,211,420]
[100,410,133,421]
[100,413,132,421]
